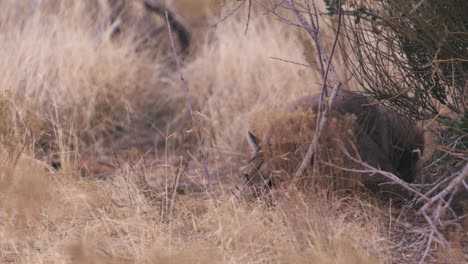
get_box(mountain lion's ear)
[247,131,261,154]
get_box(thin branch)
[293,0,343,181]
[409,0,428,16]
[421,163,467,209]
[161,0,211,190]
[211,0,246,27]
[270,57,321,70]
[418,230,434,264]
[295,81,341,178]
[322,141,426,198]
[244,0,252,35]
[318,0,342,101]
[284,0,340,84]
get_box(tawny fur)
[241,90,424,196]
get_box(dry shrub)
[340,0,466,119]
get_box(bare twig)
[416,173,459,203]
[322,141,427,198]
[169,156,186,213]
[244,0,252,35]
[211,0,246,27]
[409,0,428,16]
[421,163,467,208]
[295,81,341,179]
[282,0,340,84]
[291,0,343,181]
[325,139,467,251]
[418,230,434,264]
[270,57,321,70]
[418,162,468,245]
[160,0,211,197]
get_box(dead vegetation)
[0,1,466,263]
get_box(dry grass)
[0,1,464,263]
[183,12,321,151]
[0,0,184,157]
[1,153,389,263]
